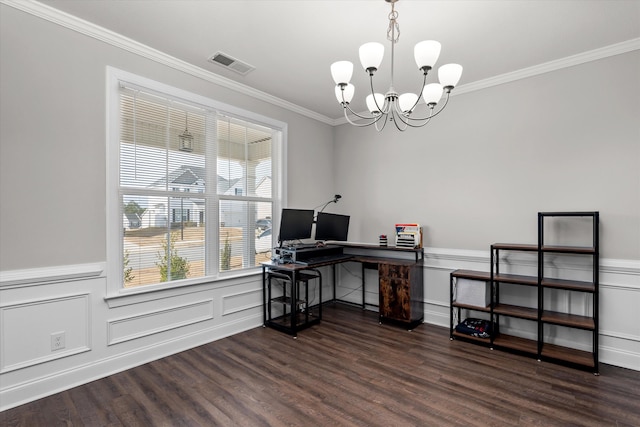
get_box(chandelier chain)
[387,9,400,43]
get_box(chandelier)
[330,0,463,131]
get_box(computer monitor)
[278,208,315,245]
[314,212,350,242]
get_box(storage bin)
[455,278,491,307]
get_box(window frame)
[106,67,287,299]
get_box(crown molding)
[3,0,639,128]
[453,38,640,96]
[1,0,334,126]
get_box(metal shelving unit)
[450,211,600,374]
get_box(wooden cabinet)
[450,211,599,374]
[379,260,424,330]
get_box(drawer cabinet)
[379,261,423,330]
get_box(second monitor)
[315,212,350,242]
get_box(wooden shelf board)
[493,334,538,354]
[541,343,595,368]
[451,270,491,281]
[541,245,595,254]
[493,304,538,320]
[493,273,538,286]
[492,243,537,251]
[452,302,491,312]
[541,310,595,330]
[541,277,595,292]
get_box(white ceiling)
[42,0,640,121]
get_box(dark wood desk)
[262,244,424,336]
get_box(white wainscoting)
[0,265,263,411]
[1,252,638,411]
[0,293,91,373]
[107,299,215,345]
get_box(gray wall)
[334,51,640,261]
[0,4,335,271]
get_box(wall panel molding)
[0,294,91,373]
[0,263,105,289]
[222,287,263,316]
[107,299,214,345]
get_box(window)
[108,68,285,293]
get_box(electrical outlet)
[51,332,65,351]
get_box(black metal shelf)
[450,211,599,374]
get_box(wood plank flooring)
[2,304,639,426]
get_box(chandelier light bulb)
[335,83,355,104]
[438,63,463,89]
[366,93,385,114]
[359,42,385,74]
[398,93,419,113]
[422,83,444,106]
[330,61,354,85]
[414,40,441,72]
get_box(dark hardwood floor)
[2,304,640,426]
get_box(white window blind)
[115,81,278,290]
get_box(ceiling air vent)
[208,52,255,75]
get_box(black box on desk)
[275,245,343,263]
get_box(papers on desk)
[395,223,423,248]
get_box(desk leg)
[291,270,297,338]
[262,266,267,326]
[332,264,336,303]
[304,277,309,325]
[361,263,366,310]
[267,273,273,324]
[319,271,323,320]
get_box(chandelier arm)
[344,103,384,121]
[402,115,434,128]
[374,115,389,132]
[402,72,429,115]
[342,107,386,127]
[337,86,379,121]
[369,74,387,114]
[403,91,451,121]
[345,105,376,120]
[390,110,410,131]
[390,70,428,118]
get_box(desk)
[262,244,424,335]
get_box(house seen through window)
[118,82,278,289]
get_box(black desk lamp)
[314,194,342,220]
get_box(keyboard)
[295,253,353,266]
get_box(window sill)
[104,268,262,308]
